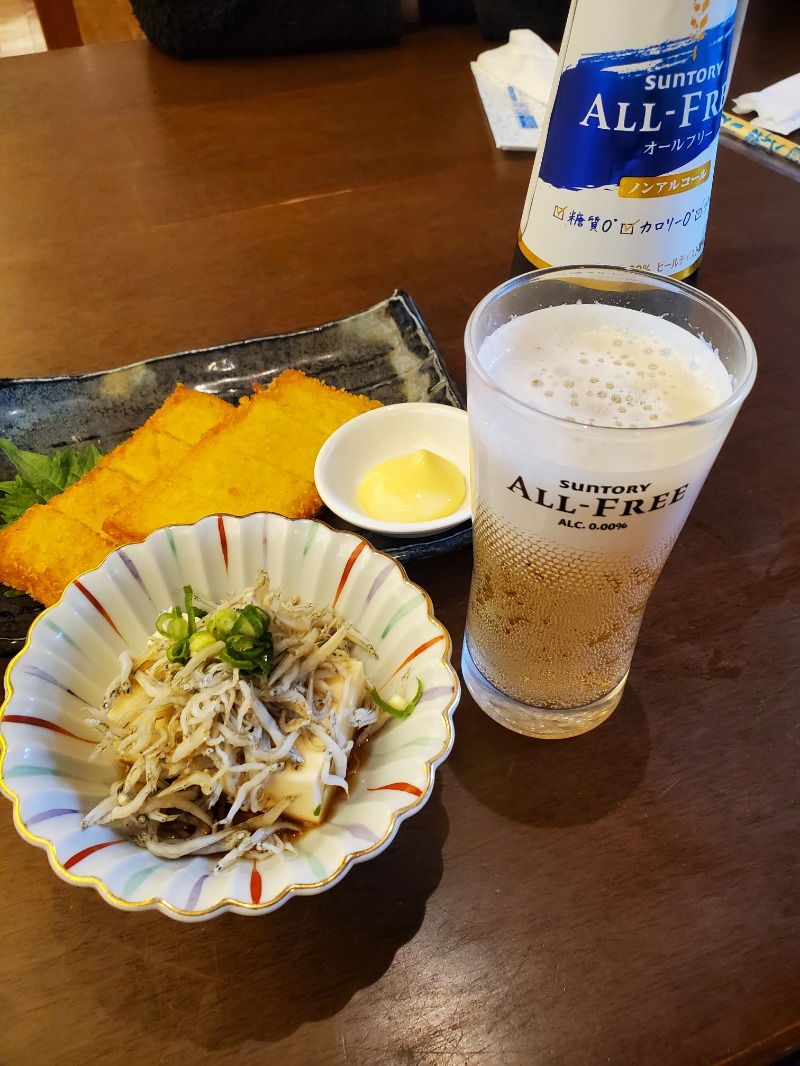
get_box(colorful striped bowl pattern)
[0,513,459,921]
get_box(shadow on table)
[449,678,651,826]
[64,779,448,1050]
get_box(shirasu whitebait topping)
[82,572,408,869]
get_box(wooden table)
[1,13,798,1066]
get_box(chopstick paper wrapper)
[470,29,558,151]
[720,111,800,167]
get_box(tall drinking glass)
[462,266,756,739]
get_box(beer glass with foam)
[462,266,756,738]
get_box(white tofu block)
[260,660,365,825]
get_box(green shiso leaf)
[0,438,104,528]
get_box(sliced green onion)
[370,678,424,719]
[207,608,238,639]
[156,608,188,642]
[188,630,217,654]
[155,595,273,676]
[183,585,197,637]
[167,638,190,664]
[219,648,253,670]
[231,605,268,639]
[247,658,270,678]
[226,634,262,659]
[226,632,272,658]
[220,647,269,675]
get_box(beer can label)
[518,0,738,279]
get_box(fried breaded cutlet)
[49,466,143,536]
[140,384,234,446]
[51,385,236,536]
[0,386,236,604]
[0,372,381,606]
[104,454,321,542]
[104,370,381,544]
[261,369,382,439]
[0,505,117,607]
[95,384,235,486]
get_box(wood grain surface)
[0,9,798,1066]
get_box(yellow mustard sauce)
[357,449,465,523]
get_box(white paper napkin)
[732,71,800,136]
[470,29,558,151]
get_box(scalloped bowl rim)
[0,512,459,920]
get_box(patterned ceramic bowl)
[0,513,458,921]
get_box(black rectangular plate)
[0,291,470,650]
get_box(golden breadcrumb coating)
[97,384,234,484]
[260,369,382,436]
[0,386,236,601]
[0,373,381,605]
[130,383,233,448]
[0,505,116,607]
[104,453,320,544]
[49,466,142,536]
[103,371,380,545]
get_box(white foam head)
[478,303,732,428]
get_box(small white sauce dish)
[314,402,471,538]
